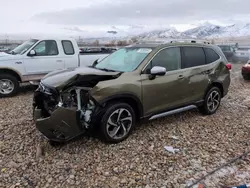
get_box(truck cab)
[0,38,111,97]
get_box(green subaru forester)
[33,40,231,144]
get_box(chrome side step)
[149,105,197,120]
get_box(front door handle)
[178,75,184,79]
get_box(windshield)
[12,39,38,55]
[95,47,153,72]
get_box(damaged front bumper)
[33,84,96,143]
[33,107,85,142]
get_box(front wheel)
[199,87,222,115]
[0,74,19,97]
[99,103,136,143]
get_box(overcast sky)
[1,0,250,37]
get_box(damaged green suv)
[33,40,231,144]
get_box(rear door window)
[182,47,206,68]
[204,48,220,64]
[62,40,75,55]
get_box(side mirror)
[150,66,166,76]
[29,50,36,56]
[92,59,99,67]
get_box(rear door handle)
[204,69,212,74]
[56,60,63,62]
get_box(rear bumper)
[242,67,250,74]
[33,107,86,143]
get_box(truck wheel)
[0,74,19,97]
[99,103,136,143]
[199,87,222,115]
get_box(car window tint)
[204,48,220,64]
[62,40,75,55]
[182,47,206,68]
[151,47,181,71]
[33,40,58,56]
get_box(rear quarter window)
[62,40,75,55]
[203,48,220,64]
[182,47,206,68]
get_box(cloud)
[32,0,250,26]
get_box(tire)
[242,74,250,81]
[0,74,19,97]
[199,87,222,115]
[49,140,62,147]
[99,103,136,143]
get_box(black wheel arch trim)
[205,81,224,97]
[96,93,144,117]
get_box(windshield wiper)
[96,68,116,72]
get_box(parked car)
[0,38,111,97]
[241,60,250,80]
[79,47,116,54]
[33,40,231,144]
[0,46,11,53]
[232,47,250,63]
[218,45,234,61]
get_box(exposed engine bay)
[33,83,97,142]
[59,86,96,128]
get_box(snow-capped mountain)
[136,22,250,40]
[137,27,180,39]
[2,21,250,42]
[182,22,222,38]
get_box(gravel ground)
[1,63,250,188]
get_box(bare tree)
[117,40,123,46]
[211,39,215,44]
[92,40,100,46]
[131,37,138,43]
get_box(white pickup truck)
[0,38,111,97]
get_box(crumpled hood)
[41,66,120,90]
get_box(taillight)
[226,63,232,70]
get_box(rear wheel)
[99,103,136,143]
[199,87,221,115]
[0,74,19,97]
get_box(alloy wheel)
[0,79,14,95]
[207,90,220,112]
[106,108,133,140]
